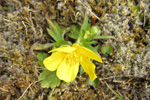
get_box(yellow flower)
[43,43,102,82]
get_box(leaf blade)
[39,70,61,88]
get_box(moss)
[0,0,150,99]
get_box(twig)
[105,82,124,100]
[99,76,117,80]
[48,88,55,100]
[18,81,39,100]
[77,0,100,20]
[0,87,9,92]
[22,21,28,35]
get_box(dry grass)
[0,0,150,99]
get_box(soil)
[0,0,150,100]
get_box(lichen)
[0,0,150,99]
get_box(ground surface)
[0,0,150,100]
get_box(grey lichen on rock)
[0,0,150,100]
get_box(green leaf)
[80,66,85,75]
[94,44,100,52]
[37,53,49,68]
[82,37,97,44]
[86,78,99,87]
[105,82,124,100]
[87,23,91,31]
[81,43,99,55]
[83,31,91,39]
[53,22,61,32]
[53,22,63,40]
[39,70,61,88]
[138,14,142,21]
[46,14,65,41]
[94,36,116,40]
[80,14,88,38]
[47,28,57,41]
[91,26,100,35]
[132,6,140,13]
[34,43,55,50]
[101,44,113,55]
[55,40,71,47]
[68,25,80,39]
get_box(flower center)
[66,52,79,66]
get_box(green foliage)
[47,27,64,42]
[80,66,84,75]
[86,78,99,87]
[91,26,100,35]
[55,40,71,47]
[37,14,115,88]
[101,44,113,55]
[81,43,99,55]
[39,70,61,88]
[37,53,49,68]
[132,6,139,13]
[68,25,80,39]
[132,6,142,21]
[83,26,100,39]
[82,37,97,45]
[46,14,66,41]
[94,44,100,52]
[80,14,88,38]
[68,14,115,45]
[94,36,116,40]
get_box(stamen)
[65,52,79,66]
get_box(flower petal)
[73,43,102,63]
[48,46,76,53]
[43,52,66,71]
[56,57,79,82]
[80,56,97,81]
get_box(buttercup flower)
[43,43,102,82]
